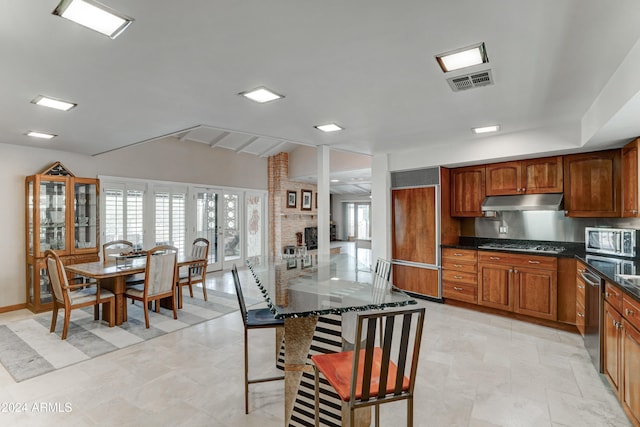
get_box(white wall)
[0,137,267,309]
[288,145,372,179]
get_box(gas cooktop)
[477,242,566,254]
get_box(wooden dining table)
[65,254,206,325]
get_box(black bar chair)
[232,264,285,414]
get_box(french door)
[193,188,245,271]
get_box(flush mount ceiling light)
[52,0,134,39]
[315,123,343,132]
[436,42,488,73]
[472,124,500,134]
[26,131,57,140]
[31,95,77,112]
[330,179,340,183]
[239,87,284,103]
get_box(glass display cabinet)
[25,162,100,312]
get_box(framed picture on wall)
[301,190,312,210]
[287,190,297,208]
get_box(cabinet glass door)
[40,180,67,253]
[74,181,98,252]
[195,189,221,271]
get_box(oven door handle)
[580,271,600,287]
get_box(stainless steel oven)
[585,227,637,257]
[585,254,636,277]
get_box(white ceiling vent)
[447,69,493,92]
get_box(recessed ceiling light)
[52,0,134,39]
[239,87,284,103]
[436,42,488,73]
[31,95,77,112]
[26,131,57,140]
[315,123,343,132]
[471,124,500,134]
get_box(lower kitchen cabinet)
[477,251,557,320]
[604,300,623,393]
[442,248,478,303]
[623,318,640,425]
[392,264,439,298]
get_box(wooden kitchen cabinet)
[485,156,563,196]
[575,261,587,336]
[623,318,640,426]
[604,300,623,393]
[477,251,557,320]
[563,149,621,217]
[451,166,485,217]
[622,138,640,217]
[442,248,477,304]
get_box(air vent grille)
[447,69,493,92]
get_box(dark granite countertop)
[441,237,584,259]
[577,254,640,301]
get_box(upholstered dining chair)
[123,245,178,328]
[232,264,284,414]
[177,238,209,308]
[102,240,145,286]
[311,306,425,427]
[45,250,115,340]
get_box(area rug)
[0,289,255,382]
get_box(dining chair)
[176,238,209,308]
[45,250,115,340]
[311,306,425,427]
[373,258,392,289]
[123,245,178,328]
[102,239,145,286]
[232,264,284,414]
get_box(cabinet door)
[563,150,621,217]
[451,166,485,217]
[486,161,521,195]
[623,319,640,424]
[72,178,99,254]
[522,156,563,194]
[604,301,622,393]
[513,267,557,320]
[622,139,639,217]
[478,263,513,311]
[392,264,439,298]
[392,187,437,265]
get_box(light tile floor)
[0,266,632,427]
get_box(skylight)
[436,42,489,73]
[52,0,134,39]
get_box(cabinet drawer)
[443,281,477,304]
[576,277,586,306]
[576,301,586,336]
[442,248,477,263]
[442,269,477,284]
[576,262,588,277]
[442,259,477,274]
[478,251,557,270]
[605,281,623,312]
[623,296,640,331]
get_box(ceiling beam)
[258,141,287,157]
[209,131,231,148]
[235,136,259,153]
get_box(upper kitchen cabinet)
[485,156,563,196]
[451,165,485,217]
[25,162,99,313]
[622,138,640,217]
[563,150,621,217]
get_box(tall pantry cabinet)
[25,162,100,313]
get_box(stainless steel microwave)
[585,227,637,257]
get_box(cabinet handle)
[633,210,638,214]
[490,256,501,260]
[577,284,584,289]
[626,309,635,316]
[528,260,541,264]
[605,292,611,298]
[453,275,463,279]
[453,264,463,268]
[521,187,526,192]
[578,268,584,273]
[514,269,519,274]
[577,312,585,318]
[616,321,624,330]
[453,286,463,291]
[453,253,463,257]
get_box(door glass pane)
[346,203,355,240]
[28,181,34,255]
[104,189,124,243]
[224,193,240,261]
[246,194,263,258]
[126,190,144,250]
[40,181,66,251]
[196,191,218,264]
[74,182,97,250]
[357,204,371,239]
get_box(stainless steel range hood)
[481,193,564,212]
